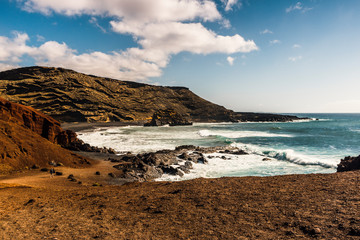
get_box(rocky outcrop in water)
[337,155,360,172]
[0,66,306,123]
[110,145,245,181]
[144,109,192,126]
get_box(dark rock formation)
[234,112,305,122]
[219,149,248,155]
[112,145,247,181]
[144,109,192,126]
[337,155,360,172]
[0,66,305,123]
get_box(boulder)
[337,155,360,172]
[144,109,192,127]
[161,166,184,177]
[184,161,193,169]
[179,165,190,174]
[143,166,163,180]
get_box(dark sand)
[0,157,359,239]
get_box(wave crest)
[231,142,337,168]
[198,129,293,138]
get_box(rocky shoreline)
[75,144,359,183]
[105,145,247,182]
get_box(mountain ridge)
[0,66,303,123]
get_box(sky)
[0,0,359,113]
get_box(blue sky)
[0,0,359,113]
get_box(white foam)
[77,126,204,153]
[350,129,360,133]
[230,142,339,168]
[156,152,335,182]
[198,129,293,138]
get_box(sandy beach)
[0,156,359,239]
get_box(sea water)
[77,113,360,181]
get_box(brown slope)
[0,66,235,123]
[0,97,89,173]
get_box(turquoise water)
[78,113,360,179]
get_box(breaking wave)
[198,129,293,138]
[231,142,338,168]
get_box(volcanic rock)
[337,155,360,172]
[0,96,114,154]
[0,97,90,173]
[144,109,192,126]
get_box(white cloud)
[36,34,45,42]
[9,0,258,81]
[227,56,235,66]
[0,32,36,63]
[31,41,163,81]
[270,39,281,45]
[89,17,106,33]
[221,0,240,12]
[21,0,222,22]
[286,2,313,13]
[260,29,273,34]
[111,21,257,66]
[288,56,302,62]
[292,44,301,48]
[0,63,20,71]
[222,19,231,29]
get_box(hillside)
[0,66,303,123]
[0,97,89,173]
[0,66,235,123]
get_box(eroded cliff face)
[0,97,78,147]
[0,66,235,123]
[0,97,90,173]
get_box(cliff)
[0,97,90,173]
[0,66,303,123]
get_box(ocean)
[77,113,360,181]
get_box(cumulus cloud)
[0,32,35,64]
[32,41,163,81]
[292,44,301,48]
[9,0,258,81]
[227,56,235,66]
[270,39,281,45]
[286,2,313,13]
[0,63,20,71]
[289,56,302,62]
[260,29,273,34]
[21,0,222,22]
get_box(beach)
[0,161,359,239]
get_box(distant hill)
[0,66,303,123]
[0,97,89,173]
